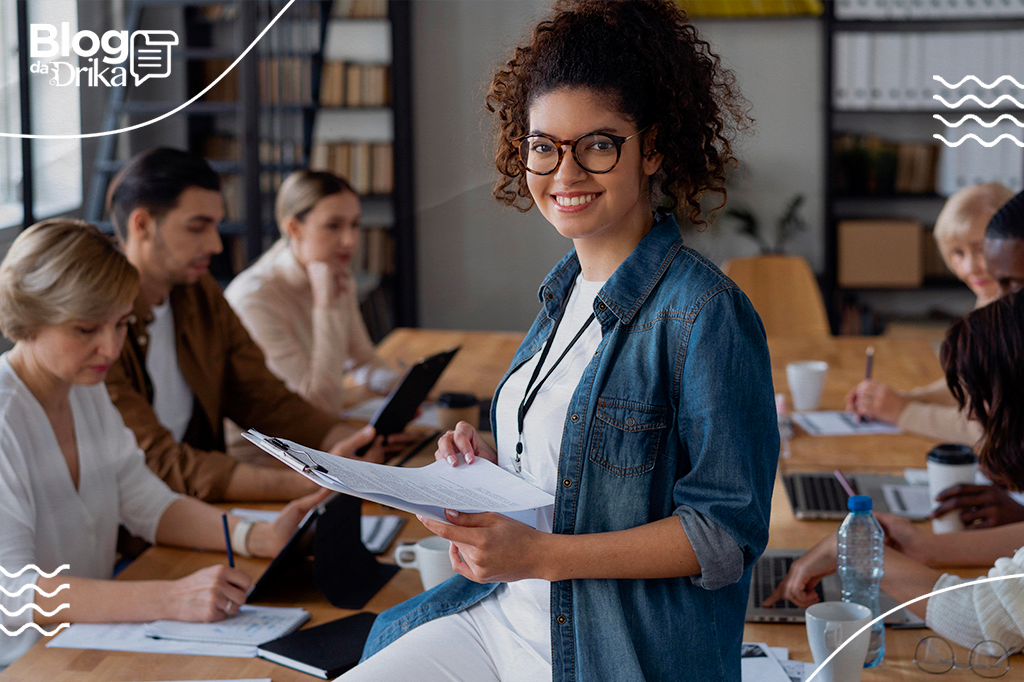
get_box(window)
[0,0,22,228]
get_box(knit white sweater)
[926,546,1024,653]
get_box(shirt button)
[597,302,607,311]
[556,615,567,624]
[570,413,579,422]
[562,478,572,487]
[626,417,636,427]
[545,291,554,300]
[401,621,409,630]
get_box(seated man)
[105,148,400,501]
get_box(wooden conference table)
[2,331,996,681]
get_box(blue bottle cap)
[848,495,873,512]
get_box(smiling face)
[985,237,1024,297]
[286,191,361,271]
[25,305,134,386]
[525,88,662,249]
[938,214,999,305]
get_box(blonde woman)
[225,171,398,416]
[846,182,1014,441]
[0,220,328,669]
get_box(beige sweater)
[926,546,1024,654]
[224,241,394,415]
[897,378,984,447]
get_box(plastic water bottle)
[776,394,792,459]
[837,495,885,667]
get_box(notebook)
[256,612,377,679]
[144,605,310,646]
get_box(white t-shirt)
[0,354,181,667]
[146,299,194,442]
[476,273,604,669]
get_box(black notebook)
[256,612,377,679]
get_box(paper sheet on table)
[242,431,555,527]
[144,605,309,646]
[792,411,901,436]
[46,622,256,657]
[341,398,440,429]
[882,483,934,518]
[740,642,791,682]
[780,660,817,682]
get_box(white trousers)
[335,598,551,682]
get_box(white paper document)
[740,642,791,682]
[882,483,934,519]
[243,431,555,527]
[47,622,256,658]
[792,411,901,436]
[144,605,309,646]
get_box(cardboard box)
[838,219,923,288]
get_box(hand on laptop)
[930,484,1024,529]
[761,535,837,609]
[845,380,908,424]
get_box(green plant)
[725,193,807,255]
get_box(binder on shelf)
[872,33,903,109]
[901,33,922,108]
[834,34,852,108]
[849,33,872,110]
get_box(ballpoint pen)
[222,513,234,568]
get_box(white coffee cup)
[805,601,872,682]
[394,536,456,590]
[787,361,829,412]
[927,444,979,534]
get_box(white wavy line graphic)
[0,564,70,579]
[934,114,1024,128]
[806,572,1024,682]
[933,75,1024,90]
[0,622,70,637]
[933,94,1024,109]
[0,583,70,599]
[0,603,69,618]
[0,0,296,140]
[933,133,1024,148]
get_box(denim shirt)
[361,214,779,681]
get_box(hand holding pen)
[845,346,909,424]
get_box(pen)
[834,469,856,499]
[222,513,234,568]
[864,346,875,381]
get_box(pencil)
[222,513,234,568]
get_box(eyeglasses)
[914,637,1011,677]
[514,126,651,175]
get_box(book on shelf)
[310,142,394,195]
[358,226,394,277]
[833,133,941,195]
[835,0,1024,19]
[260,58,313,105]
[320,61,391,107]
[332,0,389,19]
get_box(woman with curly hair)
[342,1,778,680]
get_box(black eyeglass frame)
[514,125,651,176]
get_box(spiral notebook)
[144,605,310,646]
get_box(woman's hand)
[308,261,348,309]
[762,534,838,609]
[164,564,252,622]
[418,510,548,583]
[875,512,936,565]
[846,380,908,424]
[434,421,497,466]
[247,489,332,558]
[930,484,1024,529]
[328,425,420,464]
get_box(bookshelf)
[823,1,1024,334]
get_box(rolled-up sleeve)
[673,287,779,590]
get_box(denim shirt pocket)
[589,398,668,476]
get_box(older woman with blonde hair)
[0,220,327,669]
[225,171,397,415]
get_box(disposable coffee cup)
[928,444,978,534]
[394,536,456,591]
[437,392,479,431]
[786,361,829,412]
[805,601,872,682]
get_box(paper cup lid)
[927,443,977,466]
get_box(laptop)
[782,471,928,521]
[746,549,925,628]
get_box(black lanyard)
[515,278,596,473]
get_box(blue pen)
[222,513,234,568]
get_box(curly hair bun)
[486,0,751,224]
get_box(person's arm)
[877,513,1024,567]
[902,377,959,404]
[896,402,985,446]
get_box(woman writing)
[0,220,380,668]
[342,2,777,680]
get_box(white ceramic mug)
[927,444,979,534]
[787,361,829,412]
[394,536,456,590]
[805,601,872,682]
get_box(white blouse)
[0,354,181,667]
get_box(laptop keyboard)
[799,474,856,512]
[754,556,825,610]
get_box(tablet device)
[370,346,460,438]
[246,495,327,602]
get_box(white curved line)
[933,114,1024,128]
[933,75,1024,90]
[932,94,1024,109]
[0,603,70,618]
[933,133,1024,148]
[0,0,296,140]
[0,564,70,579]
[0,622,70,637]
[805,572,1024,682]
[0,583,70,599]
